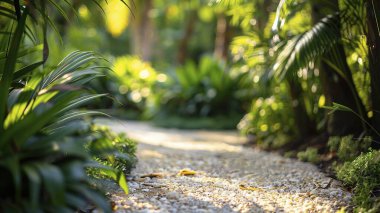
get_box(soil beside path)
[98,119,351,213]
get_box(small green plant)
[328,135,372,161]
[337,150,380,211]
[87,125,137,176]
[297,148,321,163]
[327,136,341,152]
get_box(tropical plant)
[271,0,378,137]
[0,49,123,212]
[0,1,132,212]
[153,55,253,128]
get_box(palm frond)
[0,8,27,131]
[271,14,342,79]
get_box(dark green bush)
[337,150,380,211]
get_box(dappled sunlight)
[132,130,243,153]
[97,119,244,153]
[102,119,351,212]
[113,164,349,212]
[174,175,345,212]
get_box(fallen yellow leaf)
[239,184,263,191]
[178,169,196,176]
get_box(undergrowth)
[328,135,372,161]
[87,125,137,177]
[336,150,380,212]
[297,147,321,163]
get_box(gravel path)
[99,119,351,212]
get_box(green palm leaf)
[271,14,342,79]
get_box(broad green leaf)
[34,163,65,205]
[22,165,41,209]
[0,8,27,130]
[117,172,129,194]
[0,93,77,146]
[13,61,44,80]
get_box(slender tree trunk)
[130,0,154,61]
[214,14,231,61]
[287,79,316,138]
[366,0,380,135]
[312,0,366,136]
[256,0,271,37]
[319,56,365,135]
[177,10,197,64]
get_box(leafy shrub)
[0,121,111,212]
[87,125,137,176]
[328,135,372,161]
[108,55,164,116]
[238,86,295,149]
[0,48,127,211]
[337,150,380,211]
[153,56,253,128]
[297,148,321,163]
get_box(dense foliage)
[0,1,136,212]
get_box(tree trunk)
[312,0,366,136]
[130,0,154,61]
[366,0,380,135]
[287,79,316,138]
[177,10,197,64]
[256,0,271,37]
[214,14,231,61]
